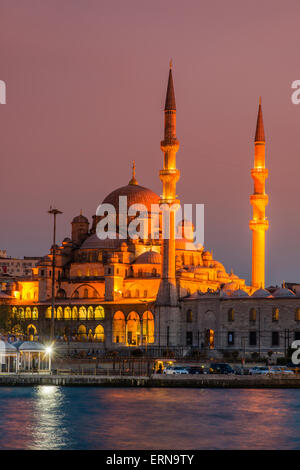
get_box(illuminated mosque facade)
[3,66,300,356]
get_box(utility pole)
[48,207,63,342]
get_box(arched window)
[78,325,87,342]
[144,290,147,298]
[186,309,193,323]
[46,307,55,319]
[135,289,140,298]
[138,269,142,277]
[113,311,125,343]
[126,312,141,346]
[72,306,78,320]
[57,306,63,320]
[64,307,71,320]
[27,324,38,341]
[18,307,24,319]
[272,308,279,322]
[25,307,31,319]
[228,308,234,322]
[87,306,94,320]
[95,306,105,320]
[94,324,105,342]
[79,306,87,320]
[83,288,89,299]
[152,268,157,276]
[126,291,131,298]
[142,311,154,344]
[249,308,257,323]
[88,329,93,342]
[32,307,38,320]
[295,308,300,322]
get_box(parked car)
[163,366,189,375]
[209,363,235,374]
[269,366,294,375]
[186,366,205,375]
[249,366,274,375]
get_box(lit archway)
[142,311,154,344]
[25,307,31,319]
[126,312,141,346]
[57,306,63,320]
[72,306,78,320]
[32,307,38,319]
[113,311,125,344]
[27,324,38,341]
[94,324,105,342]
[87,306,94,320]
[78,325,87,342]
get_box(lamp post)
[48,207,63,341]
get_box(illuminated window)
[113,311,125,343]
[78,325,87,342]
[64,307,71,320]
[95,306,105,320]
[79,306,87,320]
[126,312,141,346]
[135,289,140,298]
[27,324,38,341]
[32,307,38,319]
[18,307,25,319]
[87,306,94,320]
[94,324,105,342]
[272,308,279,322]
[227,331,235,345]
[295,309,300,322]
[72,306,78,320]
[249,308,257,323]
[57,306,63,320]
[142,311,154,344]
[25,307,31,319]
[83,288,89,298]
[228,308,234,322]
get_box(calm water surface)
[0,387,299,449]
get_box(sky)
[1,0,300,286]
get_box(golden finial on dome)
[169,58,173,70]
[129,160,138,185]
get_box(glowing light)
[45,346,53,355]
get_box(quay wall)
[1,374,300,388]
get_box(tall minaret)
[249,98,269,289]
[156,62,180,306]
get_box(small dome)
[212,261,225,271]
[273,287,295,298]
[134,250,161,265]
[251,288,272,298]
[62,237,72,243]
[202,251,212,259]
[72,214,88,224]
[230,289,249,298]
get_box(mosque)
[3,66,300,358]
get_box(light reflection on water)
[0,387,300,449]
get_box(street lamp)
[48,207,63,341]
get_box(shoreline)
[1,374,300,388]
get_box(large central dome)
[102,183,160,213]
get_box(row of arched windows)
[12,307,38,320]
[77,324,104,342]
[45,305,105,320]
[113,311,154,346]
[227,307,300,323]
[125,290,148,298]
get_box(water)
[0,387,300,449]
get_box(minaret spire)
[249,98,269,289]
[129,160,138,185]
[157,62,180,308]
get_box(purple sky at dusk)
[1,0,300,286]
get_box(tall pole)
[48,207,62,342]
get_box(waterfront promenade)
[1,373,300,388]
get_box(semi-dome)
[251,288,272,298]
[102,183,160,214]
[273,287,295,298]
[134,250,161,265]
[80,233,125,250]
